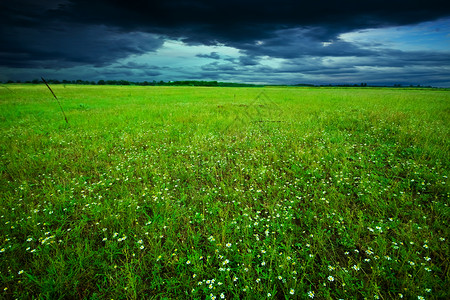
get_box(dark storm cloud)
[0,23,163,68]
[1,0,449,84]
[3,0,450,64]
[239,55,260,66]
[0,1,163,69]
[44,0,450,42]
[233,27,378,60]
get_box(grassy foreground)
[0,85,449,299]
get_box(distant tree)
[32,79,40,84]
[97,80,105,85]
[118,80,130,85]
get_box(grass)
[0,84,449,299]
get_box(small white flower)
[308,291,315,298]
[290,288,295,295]
[327,275,334,282]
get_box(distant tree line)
[1,79,260,87]
[295,83,434,88]
[1,79,436,88]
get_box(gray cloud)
[196,52,221,59]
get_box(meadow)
[0,84,449,299]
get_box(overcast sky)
[1,0,450,86]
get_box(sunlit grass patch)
[0,85,449,299]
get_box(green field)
[1,85,449,299]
